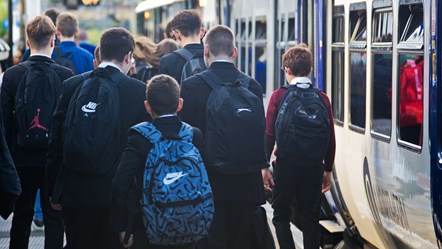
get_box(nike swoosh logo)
[163,173,188,185]
[81,105,96,113]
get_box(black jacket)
[159,43,204,83]
[180,61,266,204]
[0,55,74,168]
[46,66,150,208]
[0,109,21,220]
[112,115,203,233]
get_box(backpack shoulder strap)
[178,122,194,143]
[132,122,162,145]
[174,49,194,61]
[196,70,224,90]
[235,72,252,89]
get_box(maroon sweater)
[265,87,336,172]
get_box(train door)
[231,0,271,100]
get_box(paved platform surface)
[0,216,45,249]
[0,202,303,249]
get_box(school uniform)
[159,43,204,83]
[1,55,74,249]
[46,64,149,249]
[112,115,203,249]
[265,77,336,249]
[180,61,266,249]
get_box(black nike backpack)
[174,49,207,83]
[63,68,124,175]
[275,84,330,163]
[197,71,268,174]
[14,61,62,150]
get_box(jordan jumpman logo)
[28,108,48,132]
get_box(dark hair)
[204,25,235,57]
[56,12,78,37]
[164,21,174,39]
[44,9,59,25]
[155,38,179,58]
[170,10,201,37]
[146,74,180,116]
[100,27,135,62]
[282,43,312,77]
[26,15,56,50]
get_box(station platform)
[0,202,304,249]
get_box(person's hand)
[50,198,62,210]
[262,168,274,192]
[322,171,332,193]
[119,231,133,248]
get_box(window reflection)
[372,54,392,135]
[350,52,367,129]
[398,54,423,145]
[332,50,345,122]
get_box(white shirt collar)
[30,53,51,59]
[158,114,176,118]
[98,62,122,72]
[289,77,312,89]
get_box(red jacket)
[265,86,336,172]
[399,59,423,127]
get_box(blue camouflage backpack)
[132,121,214,246]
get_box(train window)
[373,10,393,43]
[371,4,393,138]
[349,4,367,43]
[399,3,423,44]
[332,50,345,122]
[332,7,345,43]
[331,5,345,123]
[255,19,267,94]
[288,18,295,42]
[372,54,392,137]
[349,52,367,130]
[398,54,423,146]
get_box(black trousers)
[9,167,64,249]
[272,163,324,249]
[63,207,124,249]
[208,200,256,249]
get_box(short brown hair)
[44,9,59,25]
[204,25,235,57]
[146,74,180,116]
[26,15,56,50]
[56,12,78,37]
[282,43,312,77]
[171,10,201,37]
[100,28,134,62]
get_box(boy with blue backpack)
[112,74,214,249]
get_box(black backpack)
[174,49,207,82]
[63,68,124,175]
[275,85,330,163]
[197,71,268,174]
[54,47,77,74]
[14,61,62,150]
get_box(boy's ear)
[176,98,183,113]
[144,100,152,114]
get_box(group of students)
[0,7,336,249]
